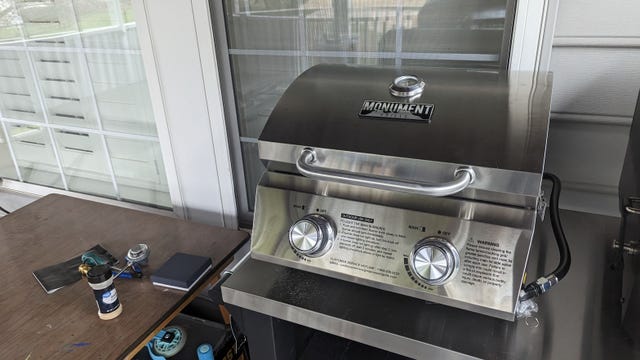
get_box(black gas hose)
[519,172,571,302]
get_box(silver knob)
[289,214,335,257]
[410,237,459,285]
[389,75,425,97]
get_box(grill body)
[251,64,553,320]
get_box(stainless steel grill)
[250,64,552,320]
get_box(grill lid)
[258,64,552,207]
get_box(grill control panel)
[251,185,535,321]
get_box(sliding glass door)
[212,0,516,225]
[0,0,170,208]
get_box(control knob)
[409,237,459,285]
[288,214,335,257]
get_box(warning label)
[460,238,513,288]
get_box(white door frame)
[510,0,559,72]
[134,0,238,228]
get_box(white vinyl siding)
[544,0,639,216]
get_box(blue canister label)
[93,284,120,314]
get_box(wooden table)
[0,194,249,359]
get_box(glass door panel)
[105,136,171,208]
[53,129,114,197]
[216,0,515,220]
[6,123,64,188]
[0,49,44,122]
[0,125,18,180]
[0,0,171,209]
[231,54,301,138]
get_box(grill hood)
[258,64,552,208]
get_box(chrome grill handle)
[296,148,475,197]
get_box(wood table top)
[0,194,249,359]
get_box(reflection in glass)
[220,0,513,217]
[106,137,171,208]
[6,124,64,188]
[32,49,100,129]
[120,0,135,23]
[224,0,507,58]
[73,0,120,31]
[0,0,170,209]
[240,141,265,211]
[15,0,76,39]
[231,55,301,138]
[0,49,44,122]
[225,0,300,51]
[53,129,114,197]
[0,125,18,180]
[304,0,398,53]
[0,2,21,42]
[87,52,157,136]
